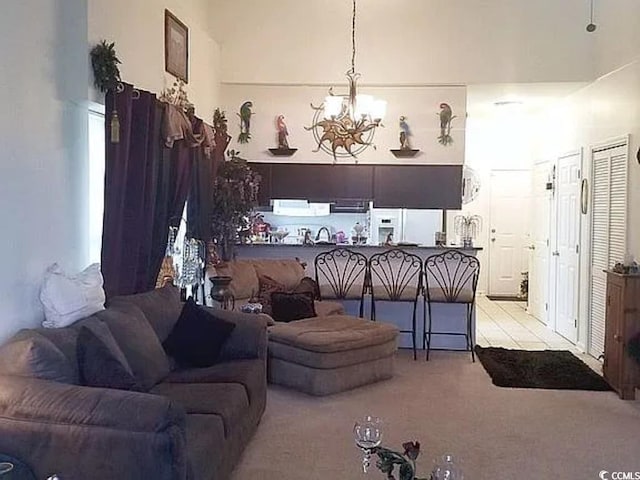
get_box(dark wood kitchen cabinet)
[247,162,462,209]
[604,271,640,399]
[248,163,373,203]
[373,165,462,209]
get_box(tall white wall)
[0,0,89,341]
[89,0,222,117]
[221,84,466,165]
[533,60,640,350]
[211,0,595,85]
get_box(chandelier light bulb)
[324,96,343,119]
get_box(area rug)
[474,346,612,391]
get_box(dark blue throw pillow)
[163,299,236,368]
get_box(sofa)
[212,258,345,320]
[0,285,267,480]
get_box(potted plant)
[454,213,482,248]
[210,150,261,262]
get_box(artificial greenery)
[211,151,261,261]
[372,442,430,480]
[90,40,122,92]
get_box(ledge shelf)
[390,149,420,158]
[268,148,298,157]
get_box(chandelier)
[306,0,386,162]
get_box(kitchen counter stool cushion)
[163,299,236,368]
[76,326,138,390]
[271,292,316,323]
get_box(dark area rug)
[485,295,523,302]
[475,346,612,391]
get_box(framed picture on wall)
[165,10,189,83]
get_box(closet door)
[589,143,628,358]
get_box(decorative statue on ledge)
[399,116,412,150]
[268,114,298,156]
[276,115,290,149]
[390,115,419,158]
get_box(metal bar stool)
[369,249,423,360]
[423,250,480,362]
[314,248,369,317]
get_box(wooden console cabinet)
[604,271,640,399]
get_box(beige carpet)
[232,350,640,480]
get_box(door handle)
[552,251,560,256]
[491,238,496,242]
[528,245,536,250]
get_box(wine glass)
[353,416,382,473]
[0,463,13,475]
[431,453,464,480]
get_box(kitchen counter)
[237,243,482,250]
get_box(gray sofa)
[0,286,267,480]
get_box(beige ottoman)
[267,315,399,396]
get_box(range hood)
[330,199,370,213]
[272,199,331,217]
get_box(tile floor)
[475,295,602,371]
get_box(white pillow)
[40,263,106,328]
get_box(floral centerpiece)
[211,150,261,261]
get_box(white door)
[488,170,531,296]
[553,152,581,343]
[528,162,552,324]
[589,142,628,358]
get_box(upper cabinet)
[248,163,462,210]
[372,165,462,209]
[250,163,373,203]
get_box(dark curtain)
[186,118,214,241]
[101,85,194,298]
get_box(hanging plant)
[90,40,122,92]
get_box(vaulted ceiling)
[208,0,640,85]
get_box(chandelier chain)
[350,0,356,74]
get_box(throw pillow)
[95,304,170,391]
[163,298,236,368]
[76,326,138,391]
[40,263,106,328]
[257,275,287,315]
[294,277,321,300]
[0,330,75,383]
[270,291,317,323]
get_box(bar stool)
[314,248,369,317]
[423,250,480,362]
[369,249,423,360]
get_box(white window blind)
[588,143,628,358]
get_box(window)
[88,107,105,264]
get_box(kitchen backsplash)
[257,211,369,244]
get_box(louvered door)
[589,143,628,358]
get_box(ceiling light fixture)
[306,0,387,163]
[586,0,597,32]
